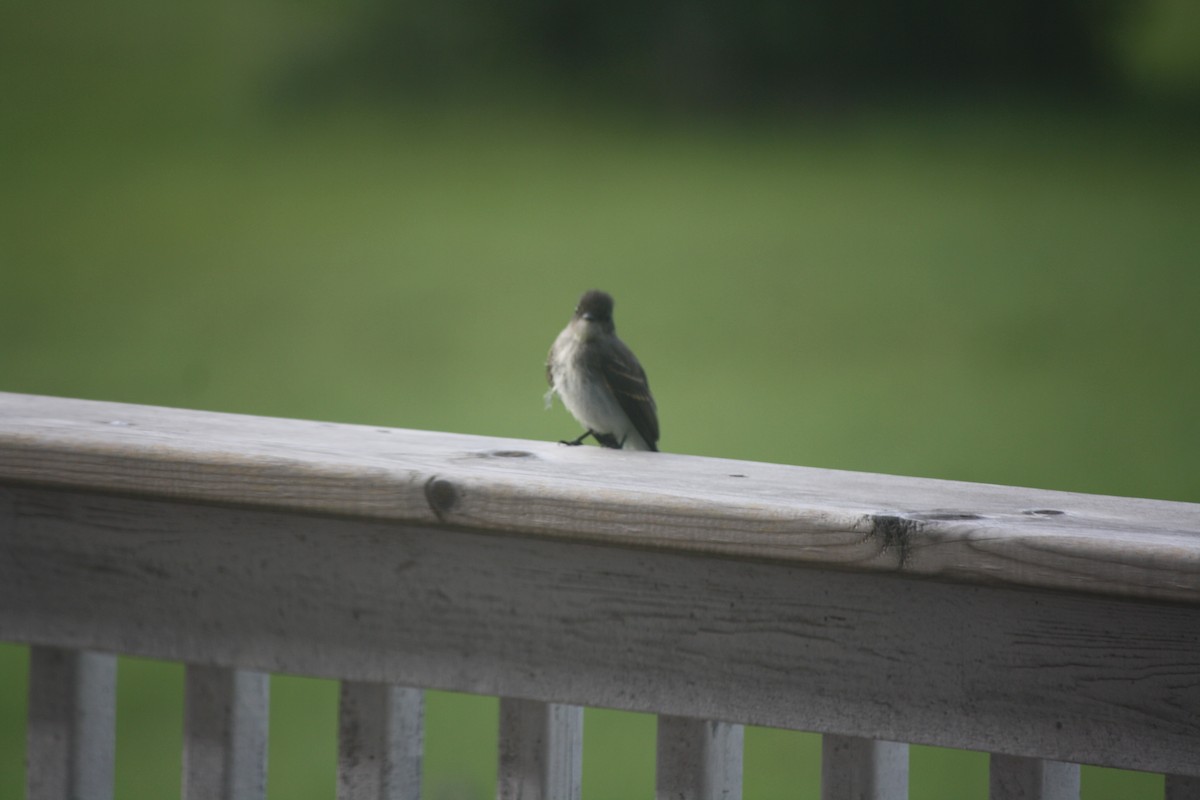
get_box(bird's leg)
[593,432,622,449]
[560,430,594,446]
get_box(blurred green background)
[1,0,1197,797]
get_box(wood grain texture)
[183,666,269,800]
[821,736,907,800]
[338,683,424,800]
[989,754,1079,800]
[1,392,1197,604]
[497,699,582,800]
[656,716,744,800]
[4,487,1193,777]
[26,647,116,800]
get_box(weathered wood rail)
[1,391,1197,799]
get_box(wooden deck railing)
[1,391,1197,799]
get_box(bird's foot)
[559,431,592,446]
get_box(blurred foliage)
[388,0,1118,100]
[1,0,1198,798]
[269,0,1200,110]
[1116,0,1200,98]
[285,0,1132,108]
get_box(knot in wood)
[424,477,461,520]
[867,514,917,567]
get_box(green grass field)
[2,51,1197,797]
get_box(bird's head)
[572,290,616,337]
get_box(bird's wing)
[597,340,659,450]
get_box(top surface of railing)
[1,391,1198,604]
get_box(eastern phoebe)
[546,290,660,451]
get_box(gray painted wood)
[338,682,424,800]
[2,487,1198,778]
[989,754,1079,799]
[183,665,269,800]
[821,735,908,800]
[656,716,744,800]
[26,647,116,800]
[1166,774,1200,800]
[497,699,583,800]
[2,391,1198,605]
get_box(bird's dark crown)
[575,290,614,323]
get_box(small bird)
[546,290,659,451]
